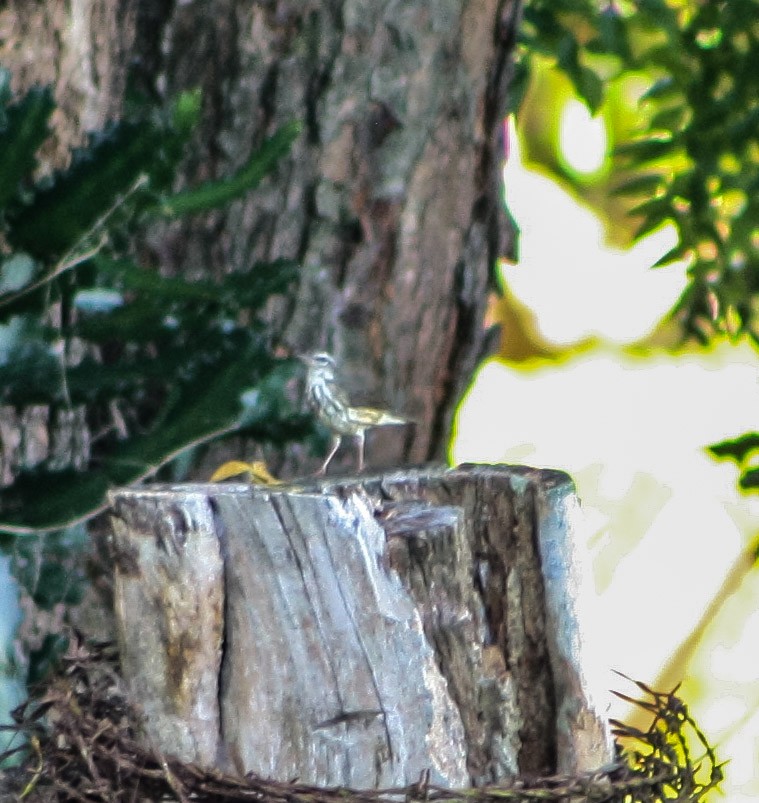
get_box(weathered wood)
[108,464,612,788]
[109,490,225,766]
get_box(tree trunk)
[0,0,519,472]
[109,464,613,788]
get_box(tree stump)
[108,464,613,788]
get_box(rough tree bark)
[109,465,613,788]
[0,0,519,473]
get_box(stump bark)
[108,464,612,788]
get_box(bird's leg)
[318,434,342,475]
[356,430,365,472]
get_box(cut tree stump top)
[108,463,612,789]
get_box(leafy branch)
[514,0,759,344]
[0,69,308,539]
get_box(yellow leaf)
[209,460,282,485]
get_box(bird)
[299,352,409,474]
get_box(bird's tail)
[351,407,409,427]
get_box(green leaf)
[634,211,673,240]
[614,136,677,162]
[0,317,63,405]
[31,561,86,609]
[93,255,224,301]
[506,60,532,115]
[222,260,300,309]
[156,121,302,217]
[611,174,665,197]
[63,358,156,403]
[103,357,264,485]
[92,254,298,309]
[708,432,759,463]
[0,355,64,405]
[649,104,688,132]
[7,120,163,258]
[640,78,680,103]
[0,469,111,534]
[0,86,55,213]
[596,6,632,62]
[72,296,173,344]
[556,34,604,114]
[573,66,604,114]
[0,277,51,320]
[627,196,672,220]
[651,244,687,268]
[739,467,759,491]
[636,0,680,36]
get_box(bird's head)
[299,351,337,379]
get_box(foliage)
[0,72,308,566]
[708,432,759,493]
[513,8,754,796]
[513,0,759,345]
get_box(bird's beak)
[296,353,312,366]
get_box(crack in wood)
[317,495,396,767]
[269,494,354,736]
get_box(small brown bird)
[300,352,408,474]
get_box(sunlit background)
[452,61,759,803]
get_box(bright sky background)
[453,115,759,803]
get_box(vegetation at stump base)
[0,638,723,802]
